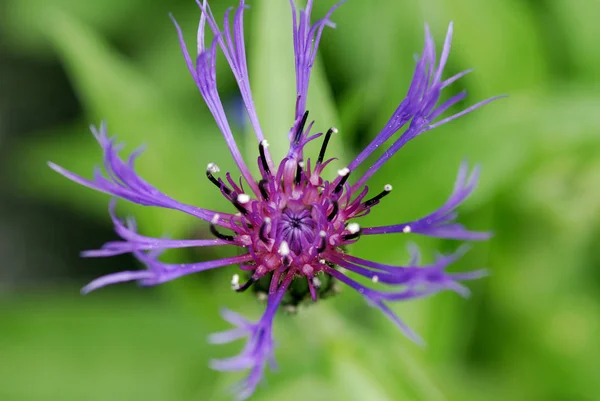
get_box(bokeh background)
[1,0,599,400]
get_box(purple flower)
[49,0,502,399]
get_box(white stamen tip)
[384,184,393,192]
[211,214,220,224]
[347,223,360,234]
[313,277,322,288]
[206,162,220,173]
[264,217,271,223]
[278,241,290,256]
[231,274,240,290]
[298,161,305,168]
[319,259,326,264]
[237,194,250,204]
[372,275,379,283]
[260,139,269,148]
[331,127,339,134]
[319,230,327,238]
[403,225,412,233]
[337,167,350,177]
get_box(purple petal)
[208,270,296,400]
[322,243,486,345]
[136,253,254,286]
[171,14,260,197]
[426,95,507,131]
[220,308,253,328]
[195,0,268,148]
[81,270,154,294]
[82,251,253,293]
[48,125,229,224]
[290,0,344,120]
[362,163,489,240]
[346,23,503,191]
[373,300,425,346]
[81,200,232,257]
[208,328,248,345]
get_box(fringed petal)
[171,14,260,197]
[81,199,233,257]
[323,245,483,344]
[195,0,268,150]
[82,250,253,293]
[289,0,344,120]
[362,162,491,240]
[347,23,504,191]
[209,270,295,400]
[48,123,227,223]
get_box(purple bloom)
[49,1,502,399]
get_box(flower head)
[49,0,502,399]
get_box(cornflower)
[49,0,502,399]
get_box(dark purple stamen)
[258,179,270,201]
[236,277,256,292]
[317,233,327,253]
[317,127,337,165]
[327,200,339,221]
[206,164,232,196]
[342,223,361,241]
[342,231,361,241]
[259,219,270,243]
[210,219,234,241]
[221,182,233,196]
[364,185,393,207]
[231,194,249,215]
[294,110,310,144]
[259,141,271,175]
[206,170,220,187]
[334,168,350,194]
[295,161,303,184]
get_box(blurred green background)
[1,0,599,400]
